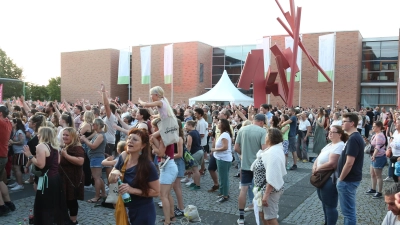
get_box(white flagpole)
[128,46,131,101]
[171,44,174,105]
[299,35,302,107]
[149,46,151,102]
[332,33,337,108]
[268,36,271,104]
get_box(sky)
[0,0,399,85]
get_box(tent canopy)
[189,70,254,106]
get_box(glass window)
[199,63,204,83]
[381,41,398,49]
[225,46,243,61]
[362,49,380,60]
[212,75,221,85]
[225,65,242,75]
[360,87,397,108]
[212,66,224,75]
[213,48,225,56]
[380,49,398,60]
[229,75,240,86]
[212,57,225,65]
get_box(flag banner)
[0,84,3,103]
[318,33,335,82]
[118,50,130,84]
[256,37,270,77]
[140,46,151,84]
[164,44,173,84]
[285,36,302,82]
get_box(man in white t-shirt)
[100,83,117,186]
[194,108,208,174]
[381,183,400,225]
[297,112,311,162]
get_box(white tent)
[189,70,254,106]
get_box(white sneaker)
[244,205,254,211]
[84,184,93,189]
[185,179,194,187]
[384,177,393,182]
[237,218,245,225]
[158,202,163,207]
[7,183,18,188]
[10,185,24,191]
[181,177,190,183]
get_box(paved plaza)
[2,148,390,225]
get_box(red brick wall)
[131,42,212,105]
[61,49,128,104]
[268,31,362,109]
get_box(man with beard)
[45,101,56,122]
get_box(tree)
[47,76,61,101]
[0,48,24,98]
[27,83,48,101]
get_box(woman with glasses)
[366,121,387,198]
[312,125,347,225]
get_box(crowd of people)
[1,85,400,224]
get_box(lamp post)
[0,78,25,98]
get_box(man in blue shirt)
[260,104,273,127]
[280,108,298,170]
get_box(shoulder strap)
[120,154,130,181]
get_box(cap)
[0,105,9,117]
[327,105,331,108]
[254,114,266,124]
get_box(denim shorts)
[160,160,178,185]
[371,155,387,169]
[174,158,185,178]
[90,157,105,168]
[240,170,254,186]
[282,140,289,155]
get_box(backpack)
[183,144,195,170]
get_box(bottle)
[117,178,131,203]
[28,209,34,224]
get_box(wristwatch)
[28,155,34,160]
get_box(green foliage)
[0,48,24,98]
[47,76,61,101]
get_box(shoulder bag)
[114,154,130,225]
[310,169,334,188]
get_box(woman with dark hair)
[23,127,67,225]
[24,114,47,187]
[252,128,286,225]
[109,128,160,225]
[7,118,26,190]
[59,127,84,225]
[312,125,347,225]
[135,108,150,131]
[172,119,185,216]
[212,118,233,203]
[313,108,327,154]
[366,121,387,198]
[270,115,279,128]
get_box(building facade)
[61,31,399,109]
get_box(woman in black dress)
[23,127,67,225]
[59,127,85,225]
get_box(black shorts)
[13,153,27,166]
[203,145,210,153]
[105,143,115,157]
[208,153,218,171]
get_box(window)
[360,87,397,108]
[199,63,204,83]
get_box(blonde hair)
[116,141,126,154]
[46,121,58,134]
[93,118,108,132]
[38,127,59,149]
[83,111,95,124]
[242,120,251,126]
[150,86,174,117]
[62,127,82,150]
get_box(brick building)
[61,31,399,109]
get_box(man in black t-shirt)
[365,107,374,138]
[336,112,364,225]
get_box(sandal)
[87,197,102,203]
[160,217,176,222]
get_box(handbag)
[183,145,195,170]
[310,169,334,188]
[157,117,179,146]
[105,182,119,204]
[364,144,372,154]
[115,154,130,225]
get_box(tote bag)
[114,155,130,225]
[157,117,179,146]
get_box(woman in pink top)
[366,121,387,198]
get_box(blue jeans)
[389,160,394,178]
[317,178,338,225]
[337,180,360,225]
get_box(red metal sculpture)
[238,0,332,107]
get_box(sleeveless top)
[88,132,107,158]
[158,99,169,119]
[41,143,60,178]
